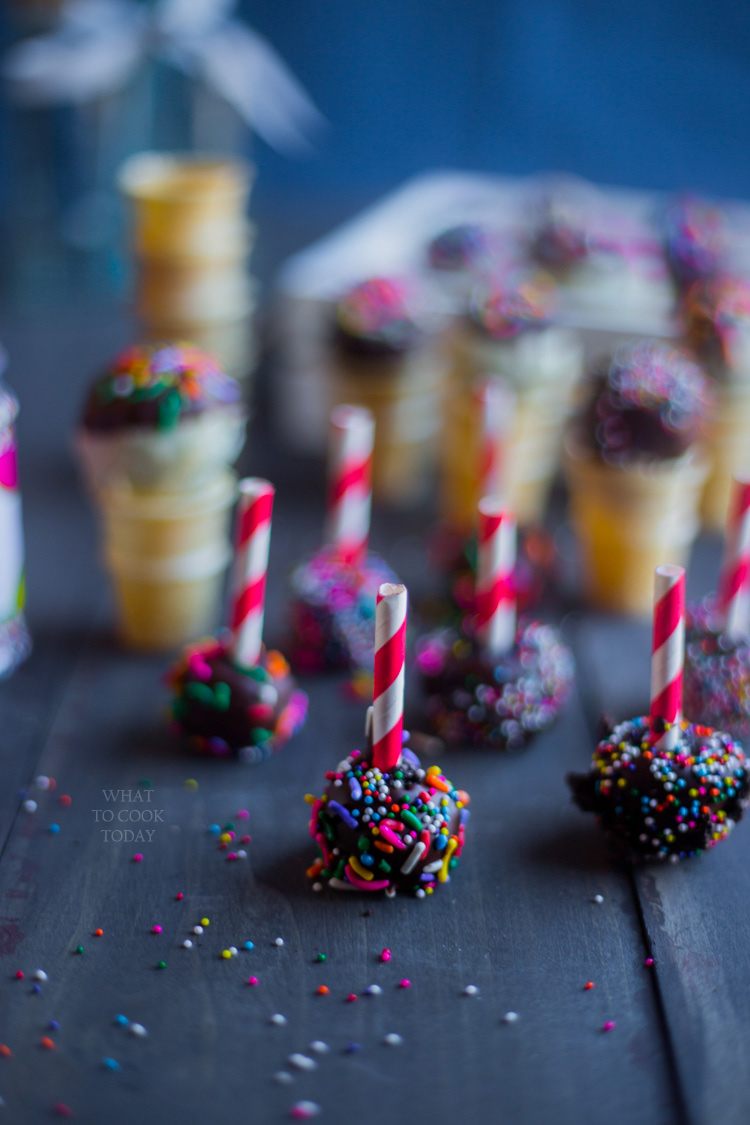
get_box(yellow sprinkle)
[221,949,232,959]
[220,833,231,844]
[183,778,198,791]
[348,855,373,881]
[304,794,316,805]
[437,837,458,883]
[201,918,210,926]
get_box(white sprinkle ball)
[463,985,479,997]
[229,947,238,956]
[365,984,382,996]
[23,800,37,813]
[193,925,204,935]
[36,776,51,791]
[182,940,193,949]
[383,1033,403,1046]
[502,1012,519,1024]
[273,937,285,947]
[290,1102,320,1120]
[312,883,322,893]
[288,1053,317,1071]
[273,1071,294,1085]
[34,970,48,983]
[270,1013,287,1027]
[237,850,247,859]
[592,895,604,904]
[309,1040,329,1054]
[130,1023,148,1037]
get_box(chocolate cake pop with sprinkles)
[333,278,428,358]
[568,716,748,861]
[580,340,711,465]
[167,479,308,763]
[417,502,573,749]
[306,583,470,897]
[427,223,494,274]
[77,342,245,491]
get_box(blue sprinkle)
[244,941,254,951]
[32,984,42,994]
[49,824,60,834]
[209,824,221,834]
[103,1058,120,1071]
[349,777,363,801]
[328,801,357,829]
[344,1042,361,1053]
[48,1020,59,1031]
[435,835,447,851]
[359,853,374,867]
[115,1014,129,1026]
[363,796,373,805]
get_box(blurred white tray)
[272,169,750,452]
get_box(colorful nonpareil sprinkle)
[468,272,554,340]
[568,716,749,860]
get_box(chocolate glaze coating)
[333,278,426,359]
[466,273,553,340]
[416,621,574,749]
[82,343,241,432]
[579,341,711,463]
[664,195,726,289]
[427,224,491,272]
[307,744,469,897]
[168,638,308,763]
[568,716,748,861]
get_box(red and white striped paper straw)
[372,583,407,772]
[718,473,750,639]
[476,499,516,657]
[650,564,685,751]
[227,478,275,668]
[325,404,374,565]
[474,377,515,503]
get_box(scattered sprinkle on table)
[152,925,162,934]
[49,824,60,834]
[273,937,285,947]
[130,1024,147,1038]
[379,949,391,962]
[383,1033,403,1046]
[221,950,232,960]
[309,1041,329,1054]
[132,854,143,863]
[94,929,103,937]
[23,800,37,813]
[193,926,204,935]
[184,779,198,791]
[316,985,329,996]
[201,918,210,927]
[36,776,50,790]
[244,941,254,951]
[364,984,382,996]
[40,1037,55,1050]
[592,895,604,904]
[14,970,23,980]
[346,993,358,1003]
[315,953,326,962]
[75,946,84,955]
[183,940,193,949]
[53,1103,72,1117]
[288,1053,317,1071]
[274,1071,293,1085]
[584,981,595,990]
[115,1015,128,1026]
[290,1102,321,1120]
[102,1058,120,1071]
[645,957,654,967]
[0,1045,12,1058]
[175,893,184,900]
[156,961,167,970]
[247,976,259,986]
[59,795,72,807]
[502,1012,519,1023]
[602,1021,616,1032]
[463,985,479,997]
[270,1014,287,1026]
[344,1042,360,1053]
[48,1021,59,1031]
[398,979,411,989]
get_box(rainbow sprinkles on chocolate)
[306,737,469,898]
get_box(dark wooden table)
[0,301,747,1125]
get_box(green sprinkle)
[377,859,391,873]
[243,665,271,683]
[250,728,272,745]
[214,682,231,711]
[76,945,84,954]
[401,810,422,832]
[157,961,167,970]
[138,778,153,789]
[185,682,215,707]
[157,387,183,429]
[357,835,370,851]
[315,953,326,963]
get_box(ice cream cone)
[330,345,447,506]
[119,153,253,261]
[701,381,750,530]
[140,312,257,385]
[98,474,237,650]
[564,440,708,615]
[134,258,255,324]
[445,323,583,524]
[76,407,247,496]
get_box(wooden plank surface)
[0,306,681,1122]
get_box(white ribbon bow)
[2,0,324,154]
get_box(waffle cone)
[134,258,255,324]
[564,443,707,615]
[701,381,750,530]
[119,153,253,260]
[140,310,257,384]
[331,345,447,506]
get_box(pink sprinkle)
[132,854,143,863]
[645,957,654,967]
[241,835,251,844]
[175,893,184,900]
[236,810,249,820]
[602,1021,616,1032]
[346,993,358,1002]
[227,853,238,861]
[398,979,411,989]
[380,949,391,962]
[247,976,259,986]
[152,925,162,934]
[15,970,24,980]
[54,1106,73,1118]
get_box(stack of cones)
[118,153,257,386]
[76,345,246,651]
